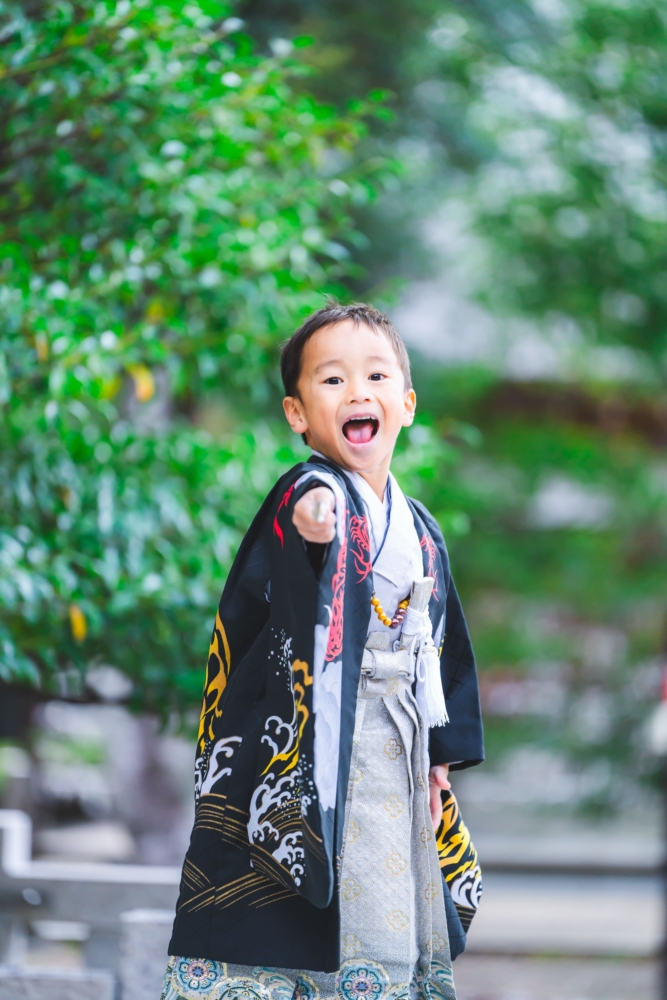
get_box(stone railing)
[0,809,179,998]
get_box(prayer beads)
[371,593,410,629]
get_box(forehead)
[302,319,400,369]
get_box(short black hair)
[280,298,412,400]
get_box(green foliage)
[422,1,667,800]
[239,0,443,108]
[408,366,667,804]
[429,0,667,367]
[3,0,390,403]
[0,0,394,708]
[4,0,667,811]
[1,409,302,707]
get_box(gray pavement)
[453,954,657,1000]
[467,872,662,957]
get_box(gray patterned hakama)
[162,631,456,1000]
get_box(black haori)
[169,456,484,972]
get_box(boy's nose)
[347,377,373,403]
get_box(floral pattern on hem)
[163,958,451,1000]
[171,958,227,1000]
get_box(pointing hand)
[292,487,336,544]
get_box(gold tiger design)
[435,789,483,930]
[197,610,231,755]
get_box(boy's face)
[282,319,416,474]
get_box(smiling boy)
[164,302,484,1000]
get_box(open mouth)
[342,416,379,445]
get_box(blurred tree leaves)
[243,0,667,802]
[435,0,667,368]
[409,0,667,804]
[4,0,667,812]
[0,0,394,708]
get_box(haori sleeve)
[429,577,485,771]
[261,464,352,908]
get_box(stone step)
[120,909,173,1000]
[0,966,114,1000]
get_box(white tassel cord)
[400,603,448,729]
[419,640,448,728]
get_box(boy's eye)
[369,372,386,381]
[324,376,343,385]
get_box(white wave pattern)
[449,865,483,910]
[247,635,306,885]
[271,831,305,872]
[195,735,243,800]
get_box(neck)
[355,459,391,501]
[310,449,392,500]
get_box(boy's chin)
[339,438,383,466]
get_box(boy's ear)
[402,388,417,427]
[283,395,309,436]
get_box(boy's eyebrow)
[312,358,343,374]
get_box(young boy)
[163,303,484,1000]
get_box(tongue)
[345,420,375,444]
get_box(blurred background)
[1,0,667,997]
